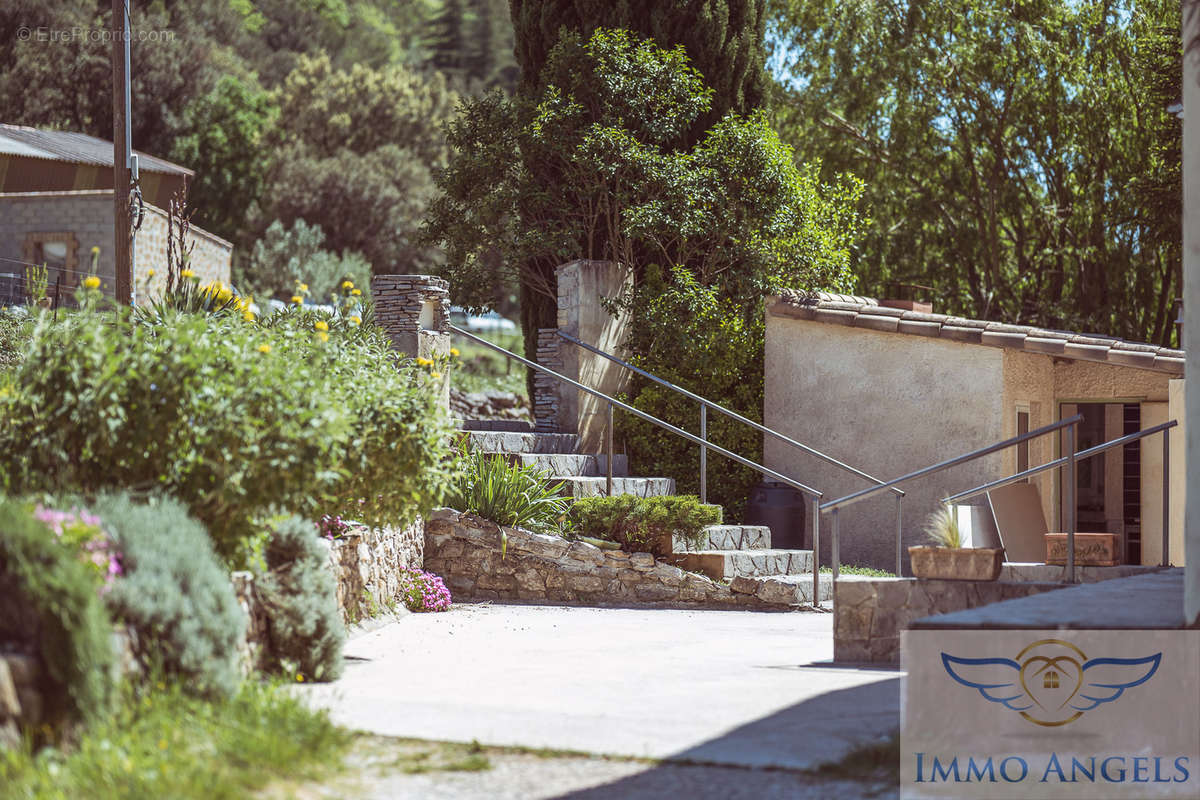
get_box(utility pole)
[111,0,132,304]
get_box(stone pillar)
[1184,4,1200,625]
[371,274,450,413]
[533,328,561,432]
[554,260,633,451]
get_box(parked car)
[450,306,517,332]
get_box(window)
[1043,670,1059,689]
[21,232,80,299]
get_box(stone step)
[551,476,676,498]
[674,524,771,553]
[512,453,629,477]
[730,573,833,605]
[675,549,814,580]
[458,419,535,432]
[462,430,579,454]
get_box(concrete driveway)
[296,603,900,771]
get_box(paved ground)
[296,603,901,776]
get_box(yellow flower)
[298,283,309,293]
[317,331,329,343]
[341,280,354,290]
[415,357,433,366]
[430,371,442,379]
[82,275,100,290]
[146,268,155,278]
[296,673,305,683]
[257,344,271,354]
[158,738,168,751]
[449,348,460,357]
[291,295,303,305]
[180,268,196,279]
[90,246,100,255]
[348,315,361,326]
[314,320,329,332]
[242,310,256,323]
[216,287,233,303]
[351,288,362,296]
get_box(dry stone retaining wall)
[424,508,805,610]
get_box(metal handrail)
[449,325,823,503]
[941,420,1177,569]
[820,415,1083,582]
[556,330,904,500]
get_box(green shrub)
[446,448,570,535]
[0,309,454,565]
[0,310,33,373]
[570,495,721,555]
[0,496,116,730]
[255,516,344,682]
[93,493,246,698]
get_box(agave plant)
[923,504,965,548]
[447,448,570,536]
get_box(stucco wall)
[763,312,1005,572]
[555,260,633,451]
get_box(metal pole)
[1065,425,1077,583]
[1162,431,1171,567]
[111,0,133,305]
[896,494,904,576]
[606,401,614,497]
[832,508,841,581]
[699,403,707,505]
[811,497,821,608]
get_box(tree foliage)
[768,0,1183,345]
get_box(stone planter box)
[908,546,1003,581]
[1045,532,1119,566]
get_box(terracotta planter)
[908,546,1004,581]
[1044,533,1119,567]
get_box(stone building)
[763,292,1185,572]
[0,124,231,304]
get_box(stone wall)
[371,273,451,411]
[533,327,561,432]
[834,576,1067,664]
[424,508,807,610]
[0,652,39,748]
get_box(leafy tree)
[424,28,862,514]
[768,0,1182,345]
[257,53,458,273]
[240,218,372,301]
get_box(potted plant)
[908,505,1004,581]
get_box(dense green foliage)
[0,310,455,565]
[447,448,570,534]
[94,494,246,698]
[0,680,351,799]
[768,0,1183,345]
[0,497,116,730]
[240,219,373,303]
[570,495,722,555]
[254,516,345,682]
[0,312,32,372]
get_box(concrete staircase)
[460,419,830,606]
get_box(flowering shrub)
[316,514,366,540]
[397,568,452,612]
[32,505,123,594]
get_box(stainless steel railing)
[820,415,1084,582]
[942,420,1177,571]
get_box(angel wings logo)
[941,639,1162,727]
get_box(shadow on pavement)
[552,678,901,800]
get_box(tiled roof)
[768,291,1185,375]
[0,124,192,176]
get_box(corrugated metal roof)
[0,124,193,176]
[769,291,1185,375]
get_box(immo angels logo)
[941,639,1161,727]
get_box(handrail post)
[1065,424,1077,583]
[895,494,904,576]
[811,497,821,608]
[699,403,708,505]
[1162,430,1170,567]
[606,401,615,497]
[831,508,841,581]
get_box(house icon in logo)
[941,639,1161,727]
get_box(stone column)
[554,260,633,451]
[371,274,451,413]
[1184,2,1200,626]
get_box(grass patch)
[820,565,896,578]
[811,732,900,782]
[0,680,351,800]
[451,330,529,398]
